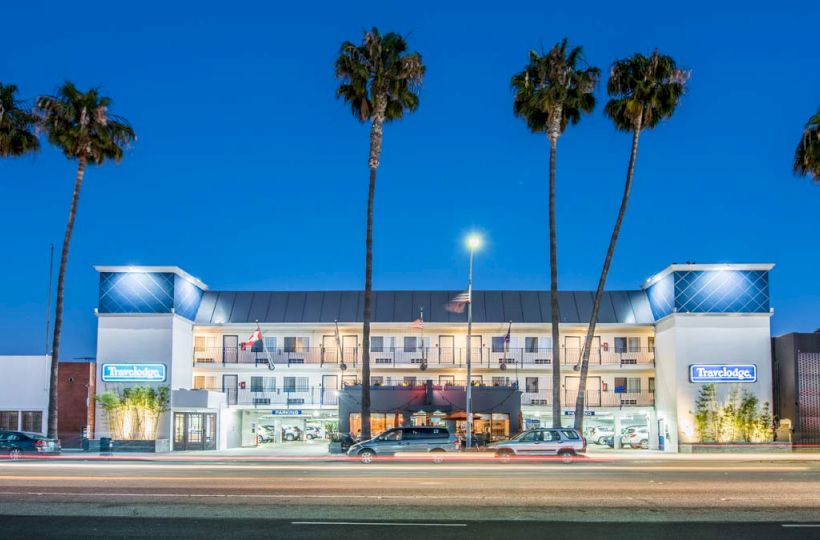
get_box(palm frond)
[794,109,820,181]
[0,82,40,157]
[36,82,135,164]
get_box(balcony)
[521,390,655,408]
[193,346,655,369]
[196,386,338,407]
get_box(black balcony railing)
[521,390,655,407]
[195,386,338,407]
[193,346,655,368]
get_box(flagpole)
[258,321,274,371]
[420,307,425,363]
[465,241,476,450]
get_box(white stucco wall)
[0,356,50,433]
[655,314,773,446]
[95,314,195,440]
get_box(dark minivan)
[0,431,61,460]
[347,426,460,463]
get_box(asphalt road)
[1,455,819,538]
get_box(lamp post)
[465,234,481,449]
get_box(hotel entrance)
[173,412,217,451]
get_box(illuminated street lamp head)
[467,235,481,250]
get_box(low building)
[57,360,96,448]
[773,331,820,445]
[88,262,778,453]
[0,356,49,433]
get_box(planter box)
[679,442,792,453]
[84,439,170,453]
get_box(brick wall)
[57,362,95,448]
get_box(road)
[1,454,819,538]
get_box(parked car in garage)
[347,426,459,463]
[625,426,650,449]
[490,428,586,463]
[0,431,61,459]
[589,426,615,445]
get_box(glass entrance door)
[173,412,217,451]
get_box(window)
[284,337,309,353]
[543,430,561,442]
[614,337,627,353]
[525,337,539,353]
[471,375,483,385]
[403,336,429,353]
[263,337,277,351]
[283,377,308,392]
[519,431,541,442]
[193,376,216,390]
[525,377,539,393]
[649,377,655,393]
[439,375,455,386]
[251,377,275,392]
[492,336,508,353]
[371,376,384,386]
[560,429,580,440]
[0,411,18,431]
[371,336,384,352]
[615,377,642,393]
[648,337,655,353]
[628,337,641,352]
[403,376,417,386]
[492,376,510,386]
[382,430,402,441]
[21,412,42,433]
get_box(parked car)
[0,431,61,459]
[589,426,615,445]
[625,426,650,449]
[601,435,615,448]
[347,426,460,463]
[282,425,302,441]
[489,428,586,463]
[620,426,648,448]
[304,426,323,440]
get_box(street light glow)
[467,235,481,250]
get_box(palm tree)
[335,28,424,440]
[37,82,135,439]
[794,109,820,182]
[573,51,688,429]
[512,40,599,428]
[0,83,39,157]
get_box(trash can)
[100,437,113,455]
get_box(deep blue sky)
[1,1,818,359]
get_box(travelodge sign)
[102,363,167,382]
[689,364,757,383]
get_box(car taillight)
[34,440,46,448]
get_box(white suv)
[623,426,649,449]
[490,428,586,463]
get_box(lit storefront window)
[348,413,400,438]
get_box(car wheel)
[558,450,575,464]
[9,448,22,461]
[430,449,446,464]
[640,439,649,450]
[359,449,375,464]
[285,434,294,442]
[496,449,513,463]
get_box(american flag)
[445,291,471,313]
[410,318,424,329]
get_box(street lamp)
[465,234,481,449]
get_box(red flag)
[411,318,424,329]
[241,325,263,350]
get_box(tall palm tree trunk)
[548,133,562,429]
[574,120,642,430]
[47,156,87,439]
[360,96,386,441]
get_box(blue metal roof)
[194,290,654,325]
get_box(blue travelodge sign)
[689,364,757,383]
[101,363,167,382]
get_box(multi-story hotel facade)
[92,262,775,453]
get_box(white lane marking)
[782,524,820,527]
[0,464,809,473]
[292,522,466,527]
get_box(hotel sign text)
[102,363,167,382]
[689,364,757,383]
